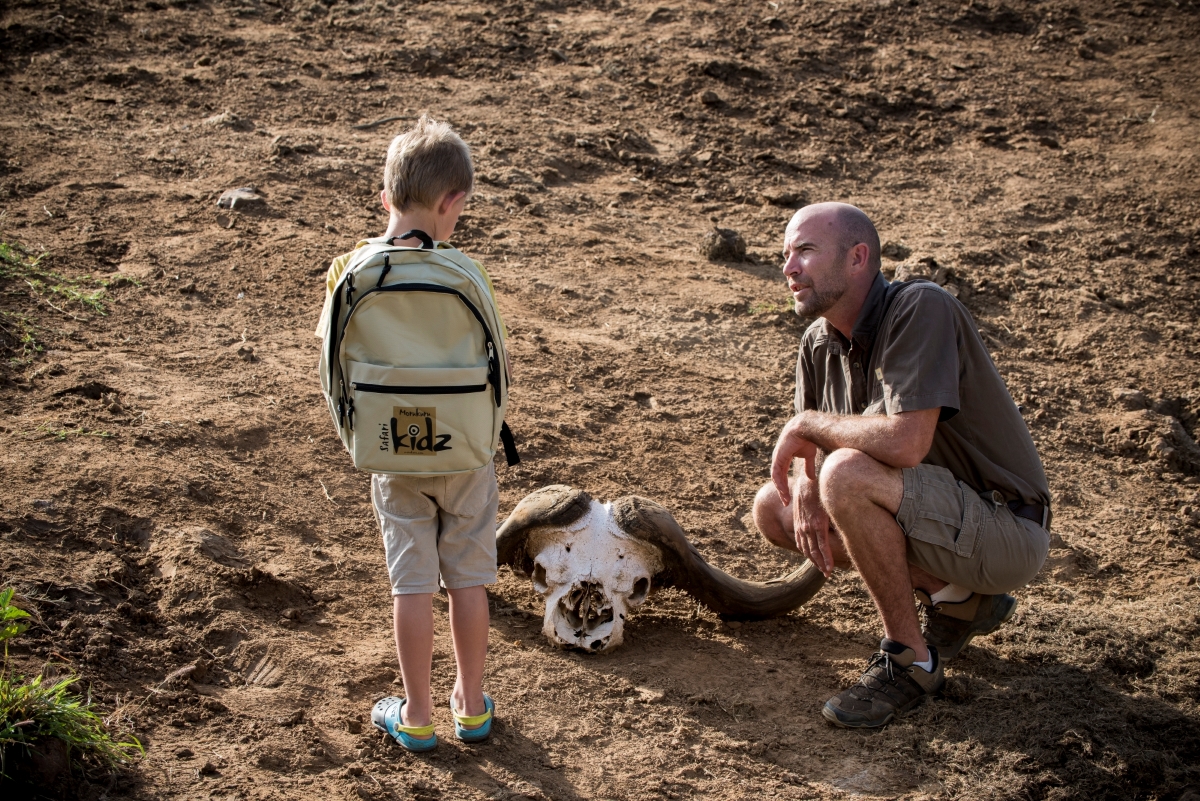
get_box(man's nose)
[782,252,801,277]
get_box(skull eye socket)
[532,560,549,594]
[628,576,651,605]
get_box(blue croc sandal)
[450,693,494,743]
[372,696,437,753]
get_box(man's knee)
[818,448,881,511]
[752,482,796,551]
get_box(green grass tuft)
[0,589,143,781]
[0,240,114,317]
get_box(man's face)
[781,211,850,318]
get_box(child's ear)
[379,189,392,212]
[439,190,467,215]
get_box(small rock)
[269,135,293,157]
[202,110,251,131]
[346,719,362,734]
[278,709,305,727]
[201,698,228,714]
[195,55,213,67]
[1112,388,1150,411]
[237,345,255,362]
[694,150,714,165]
[762,190,804,208]
[636,686,666,703]
[174,747,193,759]
[1152,397,1183,417]
[1018,235,1045,252]
[87,632,112,648]
[701,227,747,262]
[202,110,236,126]
[199,761,219,776]
[217,187,265,210]
[881,241,912,261]
[699,90,722,106]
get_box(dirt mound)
[2,0,1199,799]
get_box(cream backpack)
[319,230,518,475]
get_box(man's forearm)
[793,409,933,469]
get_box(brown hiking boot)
[821,639,944,728]
[916,590,1017,661]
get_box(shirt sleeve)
[314,249,360,339]
[878,286,960,418]
[472,258,508,340]
[794,332,820,413]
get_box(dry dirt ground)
[2,0,1200,799]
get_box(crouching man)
[753,202,1050,728]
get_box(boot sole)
[821,692,930,729]
[937,595,1018,661]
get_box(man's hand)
[792,468,834,577]
[770,413,819,506]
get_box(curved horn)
[613,495,825,620]
[496,485,593,577]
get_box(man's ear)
[439,190,467,215]
[849,242,872,275]
[379,189,392,213]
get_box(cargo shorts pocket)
[900,465,983,559]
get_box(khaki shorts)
[896,464,1049,595]
[371,464,499,595]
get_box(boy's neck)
[383,208,447,243]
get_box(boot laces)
[863,650,897,683]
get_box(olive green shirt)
[795,273,1050,507]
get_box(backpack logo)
[387,407,451,455]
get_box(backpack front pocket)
[346,361,496,475]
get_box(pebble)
[1112,388,1149,411]
[277,709,305,727]
[701,227,747,262]
[174,747,193,759]
[636,686,666,703]
[217,187,265,210]
[699,90,722,106]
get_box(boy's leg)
[393,593,435,728]
[446,585,489,723]
[435,465,499,727]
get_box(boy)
[315,115,503,751]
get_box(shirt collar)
[847,272,891,354]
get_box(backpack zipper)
[352,382,487,395]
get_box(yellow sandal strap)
[393,721,436,737]
[451,704,493,727]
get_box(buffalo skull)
[497,485,826,653]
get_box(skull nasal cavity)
[560,581,614,631]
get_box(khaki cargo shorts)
[371,464,499,595]
[896,464,1049,595]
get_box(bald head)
[789,202,882,273]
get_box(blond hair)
[383,114,474,212]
